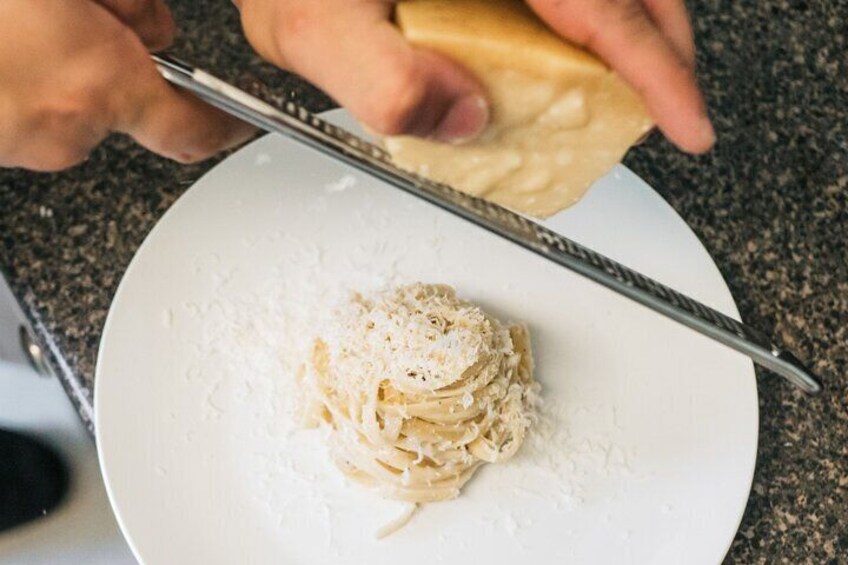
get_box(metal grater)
[153,53,822,395]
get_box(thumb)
[387,47,491,143]
[240,0,489,143]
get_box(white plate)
[96,111,758,565]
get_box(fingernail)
[431,95,489,144]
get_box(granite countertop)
[0,0,845,562]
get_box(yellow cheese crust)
[385,0,654,218]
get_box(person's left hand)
[0,0,255,172]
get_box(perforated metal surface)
[153,53,822,395]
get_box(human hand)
[238,0,713,153]
[0,0,255,172]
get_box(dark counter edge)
[2,262,96,434]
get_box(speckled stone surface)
[0,0,845,562]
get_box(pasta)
[301,283,538,512]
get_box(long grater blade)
[152,53,822,395]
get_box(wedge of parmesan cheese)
[385,0,653,218]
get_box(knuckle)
[30,146,91,172]
[19,97,106,171]
[42,97,98,133]
[274,5,318,66]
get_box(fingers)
[528,0,714,154]
[0,0,250,172]
[641,0,696,66]
[94,5,255,162]
[3,76,255,171]
[112,60,256,163]
[17,47,255,168]
[92,0,176,51]
[239,0,489,142]
[129,90,256,164]
[0,115,107,172]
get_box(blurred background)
[0,278,133,564]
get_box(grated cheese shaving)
[302,283,539,535]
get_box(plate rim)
[95,109,759,565]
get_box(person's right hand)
[238,0,714,154]
[0,0,255,172]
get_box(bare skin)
[0,0,713,172]
[0,0,254,172]
[237,0,715,153]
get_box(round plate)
[97,111,757,565]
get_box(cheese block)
[385,0,653,218]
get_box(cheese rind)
[385,0,653,218]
